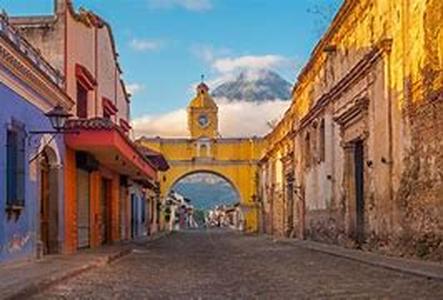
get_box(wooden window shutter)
[16,127,26,206]
[6,129,17,206]
[6,123,26,207]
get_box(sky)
[0,0,341,137]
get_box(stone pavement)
[0,242,132,300]
[30,229,443,299]
[288,239,443,280]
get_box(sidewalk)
[0,233,167,300]
[275,237,443,281]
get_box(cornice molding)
[168,159,259,166]
[0,40,73,111]
[295,38,392,135]
[261,38,392,159]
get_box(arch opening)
[38,146,60,256]
[167,171,244,230]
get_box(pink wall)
[65,9,129,123]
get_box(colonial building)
[139,82,265,232]
[0,14,74,262]
[259,0,442,259]
[10,0,167,253]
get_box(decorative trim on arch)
[37,134,62,166]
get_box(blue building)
[0,14,74,263]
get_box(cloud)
[130,38,163,52]
[190,45,295,93]
[148,0,213,12]
[126,83,145,96]
[132,108,187,138]
[132,99,290,138]
[212,55,289,73]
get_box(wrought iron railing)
[0,13,65,88]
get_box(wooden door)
[286,180,294,237]
[100,179,111,245]
[77,169,90,248]
[354,141,365,245]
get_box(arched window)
[200,144,208,157]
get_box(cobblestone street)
[31,230,443,299]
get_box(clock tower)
[188,81,218,139]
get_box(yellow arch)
[139,137,265,232]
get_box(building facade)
[259,0,442,260]
[0,14,74,263]
[10,0,166,254]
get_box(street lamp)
[28,104,75,163]
[45,105,73,132]
[30,104,73,135]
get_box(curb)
[4,248,132,300]
[273,237,443,281]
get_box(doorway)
[39,148,59,255]
[131,194,138,239]
[100,178,112,245]
[285,176,294,237]
[77,169,90,248]
[40,153,50,255]
[354,140,365,245]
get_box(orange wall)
[64,149,123,252]
[64,148,77,253]
[111,174,120,241]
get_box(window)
[304,132,311,169]
[6,122,26,207]
[103,110,111,120]
[200,144,208,157]
[77,82,88,118]
[102,97,118,120]
[319,119,326,162]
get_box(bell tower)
[187,80,218,139]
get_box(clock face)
[198,114,209,127]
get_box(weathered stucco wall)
[259,0,442,260]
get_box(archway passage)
[170,171,240,227]
[171,172,240,210]
[139,136,264,232]
[39,146,60,255]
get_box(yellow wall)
[139,137,266,232]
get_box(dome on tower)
[197,82,209,93]
[189,80,217,109]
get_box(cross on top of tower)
[197,74,209,93]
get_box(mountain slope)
[173,181,238,210]
[212,69,292,102]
